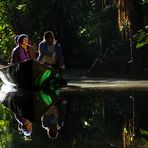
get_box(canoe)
[0,59,56,90]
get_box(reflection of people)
[41,105,59,139]
[41,100,66,139]
[11,34,30,64]
[38,31,66,85]
[14,113,32,138]
[1,88,34,139]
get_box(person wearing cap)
[11,34,31,64]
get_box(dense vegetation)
[0,0,148,77]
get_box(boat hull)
[0,60,55,89]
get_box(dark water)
[0,84,148,148]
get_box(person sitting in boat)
[27,39,39,60]
[38,31,66,85]
[11,34,31,64]
[11,34,38,64]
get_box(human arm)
[39,42,54,57]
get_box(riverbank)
[63,68,148,90]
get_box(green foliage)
[0,119,12,148]
[77,23,101,62]
[0,0,147,69]
[0,1,15,64]
[0,104,13,148]
[0,104,12,120]
[134,28,148,49]
[142,0,148,4]
[141,129,148,136]
[61,0,103,66]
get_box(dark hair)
[43,31,54,40]
[17,34,28,44]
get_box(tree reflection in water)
[0,104,13,148]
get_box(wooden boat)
[0,59,56,90]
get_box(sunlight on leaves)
[134,28,148,49]
[141,129,148,136]
[16,4,27,12]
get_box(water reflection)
[62,89,148,148]
[41,100,66,139]
[0,84,148,147]
[0,84,66,143]
[14,113,32,141]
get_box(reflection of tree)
[0,104,13,148]
[65,90,148,147]
[65,91,105,143]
